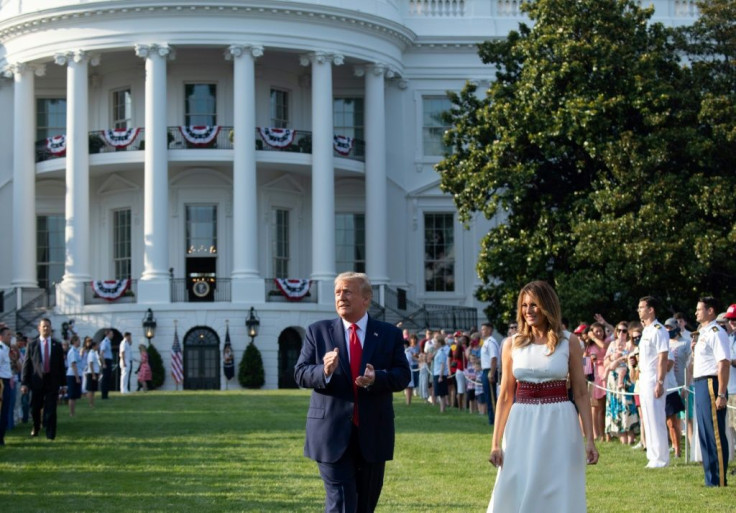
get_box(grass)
[0,390,733,512]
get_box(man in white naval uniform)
[636,296,670,468]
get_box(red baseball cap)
[726,304,736,319]
[573,324,588,335]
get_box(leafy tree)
[147,342,165,389]
[437,0,736,326]
[238,341,265,389]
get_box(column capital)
[468,77,492,87]
[135,43,175,60]
[4,62,46,78]
[354,63,400,80]
[225,44,264,60]
[53,50,101,67]
[299,51,344,67]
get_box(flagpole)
[173,320,180,391]
[225,320,229,390]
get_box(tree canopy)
[437,0,736,327]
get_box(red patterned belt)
[515,380,569,405]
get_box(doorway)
[278,327,304,388]
[183,326,221,389]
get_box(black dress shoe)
[30,429,39,437]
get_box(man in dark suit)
[295,272,410,513]
[21,318,66,440]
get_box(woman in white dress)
[488,281,598,513]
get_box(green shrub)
[238,341,264,389]
[147,342,165,389]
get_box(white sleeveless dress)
[488,338,586,513]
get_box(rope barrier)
[587,381,736,410]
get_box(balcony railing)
[84,280,137,305]
[35,127,366,163]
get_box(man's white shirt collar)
[342,313,368,340]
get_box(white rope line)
[587,381,736,410]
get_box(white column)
[227,44,265,303]
[300,52,342,303]
[55,52,93,307]
[136,44,172,303]
[8,63,38,288]
[362,64,390,285]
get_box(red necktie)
[349,324,363,426]
[43,338,50,373]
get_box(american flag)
[171,326,183,385]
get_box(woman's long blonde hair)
[513,280,563,355]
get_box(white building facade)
[0,0,698,389]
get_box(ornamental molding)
[0,2,415,49]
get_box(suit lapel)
[331,318,351,378]
[362,318,380,370]
[33,339,43,377]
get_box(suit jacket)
[294,316,410,464]
[21,337,66,390]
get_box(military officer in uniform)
[693,296,730,487]
[636,296,670,468]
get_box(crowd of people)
[399,294,736,489]
[0,318,152,444]
[399,323,513,421]
[574,297,735,484]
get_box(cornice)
[0,1,416,49]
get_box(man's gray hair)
[335,272,373,297]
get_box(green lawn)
[0,390,732,512]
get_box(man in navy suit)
[21,318,66,440]
[295,272,410,513]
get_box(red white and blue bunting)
[258,127,296,149]
[101,128,140,148]
[91,279,130,301]
[333,135,354,156]
[47,135,67,156]
[274,279,312,301]
[179,125,221,147]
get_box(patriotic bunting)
[333,135,354,156]
[91,279,130,301]
[47,135,67,156]
[179,125,221,147]
[101,127,141,148]
[258,127,296,149]
[274,279,312,301]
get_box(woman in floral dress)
[604,321,639,444]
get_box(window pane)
[270,89,289,128]
[424,213,454,292]
[112,89,132,129]
[37,215,65,289]
[335,213,365,273]
[274,209,289,278]
[333,98,364,157]
[185,84,217,126]
[186,205,217,255]
[422,97,452,156]
[36,99,67,141]
[113,209,132,279]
